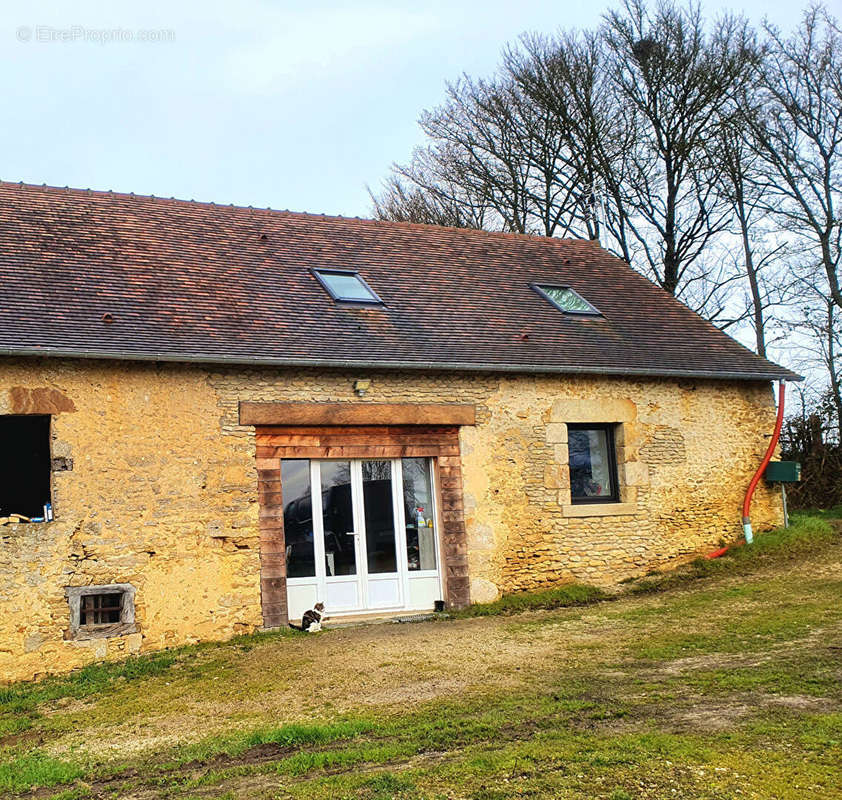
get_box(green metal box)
[764,461,801,483]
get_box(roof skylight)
[532,284,600,316]
[313,269,383,304]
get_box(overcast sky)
[1,0,810,218]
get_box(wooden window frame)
[65,584,138,641]
[254,424,471,627]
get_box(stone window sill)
[65,623,139,642]
[1,520,54,532]
[562,502,637,518]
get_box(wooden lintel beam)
[239,402,476,427]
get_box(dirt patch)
[184,741,297,771]
[67,742,300,799]
[764,694,838,712]
[655,652,772,676]
[0,728,42,748]
[674,702,754,731]
[650,621,842,678]
[43,612,637,762]
[41,695,98,716]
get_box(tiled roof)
[0,181,798,381]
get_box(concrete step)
[322,611,449,629]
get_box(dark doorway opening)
[0,415,51,518]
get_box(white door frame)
[286,457,444,619]
[358,458,411,610]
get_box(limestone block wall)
[205,366,782,600]
[0,359,263,683]
[0,357,782,682]
[458,377,782,600]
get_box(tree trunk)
[735,180,766,357]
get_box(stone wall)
[0,360,262,683]
[458,378,782,600]
[0,357,782,682]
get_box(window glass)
[320,460,357,576]
[536,285,599,315]
[281,459,316,578]
[402,458,437,571]
[568,426,617,502]
[315,270,380,302]
[361,460,397,574]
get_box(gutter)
[0,346,801,383]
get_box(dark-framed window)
[532,284,601,316]
[568,423,619,503]
[312,268,383,304]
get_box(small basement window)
[0,415,51,519]
[66,584,137,640]
[568,423,620,503]
[533,284,600,315]
[312,269,383,304]
[81,593,122,627]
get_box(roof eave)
[0,346,803,383]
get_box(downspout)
[742,380,786,545]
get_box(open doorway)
[0,415,51,518]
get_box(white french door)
[283,457,443,621]
[316,459,364,612]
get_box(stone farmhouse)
[0,182,798,682]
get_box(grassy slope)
[1,512,840,799]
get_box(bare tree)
[713,118,790,356]
[369,173,485,229]
[371,73,584,237]
[786,276,842,442]
[779,380,842,508]
[372,0,763,322]
[601,0,757,300]
[507,29,636,261]
[742,7,842,312]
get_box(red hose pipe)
[707,380,786,558]
[742,380,786,545]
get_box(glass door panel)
[318,460,362,612]
[401,457,437,571]
[282,459,321,621]
[281,459,316,578]
[361,460,398,574]
[320,460,356,577]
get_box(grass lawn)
[1,512,841,799]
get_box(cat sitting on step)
[288,602,325,633]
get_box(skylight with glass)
[313,269,382,304]
[532,284,600,315]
